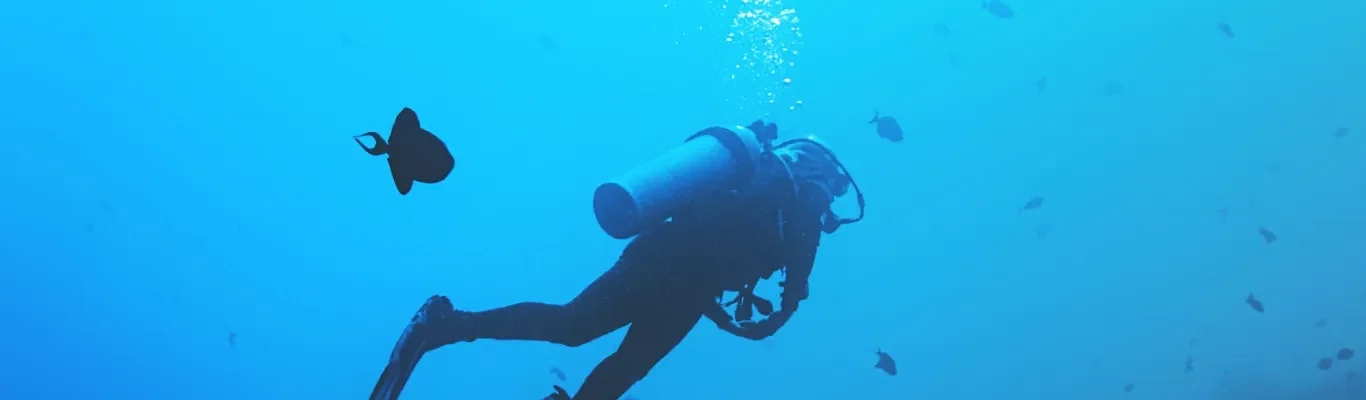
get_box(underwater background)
[2,0,1363,398]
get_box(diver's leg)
[573,307,703,400]
[372,264,645,400]
[428,256,653,348]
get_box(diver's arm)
[780,241,816,311]
[778,185,826,312]
[725,196,824,341]
[703,301,735,327]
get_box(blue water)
[2,0,1363,399]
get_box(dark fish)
[874,348,897,375]
[549,366,566,381]
[228,331,237,347]
[1184,356,1194,372]
[1217,22,1235,38]
[1217,206,1229,222]
[1315,318,1327,328]
[1257,226,1277,244]
[537,34,558,51]
[1123,383,1134,393]
[1334,125,1348,138]
[1318,357,1334,370]
[1338,348,1355,361]
[1245,293,1264,313]
[932,21,953,38]
[354,108,455,195]
[868,111,904,142]
[1035,76,1047,93]
[1018,196,1044,213]
[1102,82,1124,96]
[982,0,1015,18]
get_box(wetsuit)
[371,175,828,400]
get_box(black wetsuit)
[410,178,826,400]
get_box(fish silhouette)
[1257,226,1277,243]
[1245,293,1264,313]
[868,111,904,142]
[354,108,455,195]
[1318,357,1334,370]
[1018,196,1044,213]
[982,0,1015,18]
[1217,22,1235,38]
[874,348,897,375]
[1338,348,1355,361]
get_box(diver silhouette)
[370,120,866,400]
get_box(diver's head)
[773,135,851,205]
[771,135,865,234]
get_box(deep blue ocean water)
[1,0,1363,399]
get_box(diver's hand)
[542,385,570,400]
[727,309,794,341]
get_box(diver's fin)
[389,158,414,195]
[355,132,389,155]
[393,107,421,134]
[371,295,451,400]
[868,110,879,124]
[369,356,423,400]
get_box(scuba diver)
[369,120,866,400]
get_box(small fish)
[982,0,1015,18]
[1217,22,1235,38]
[1334,126,1348,138]
[1035,76,1047,93]
[1018,196,1044,213]
[932,21,953,38]
[1123,383,1134,393]
[1338,348,1355,361]
[1184,356,1194,372]
[1217,206,1229,222]
[1315,318,1327,328]
[1101,82,1124,96]
[1318,357,1334,370]
[228,331,237,347]
[868,111,904,142]
[354,108,455,195]
[536,34,558,51]
[1245,293,1264,313]
[549,366,566,381]
[874,348,898,375]
[1257,226,1277,243]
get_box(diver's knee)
[549,306,607,347]
[554,323,599,347]
[603,351,654,383]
